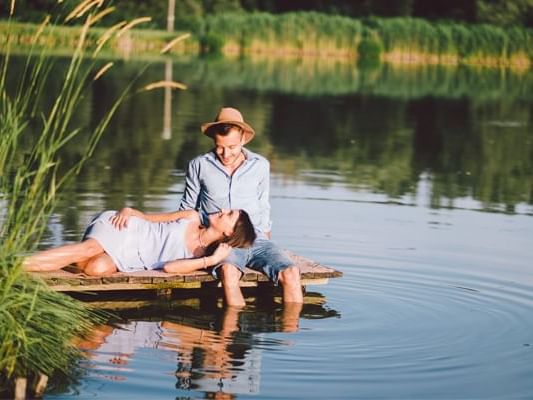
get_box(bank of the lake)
[0,21,196,60]
[2,12,532,67]
[0,5,150,396]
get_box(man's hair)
[205,123,244,138]
[207,210,256,253]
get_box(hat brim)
[201,120,255,145]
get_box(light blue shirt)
[179,148,272,235]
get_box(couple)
[24,107,303,305]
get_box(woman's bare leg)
[23,239,104,272]
[83,253,118,276]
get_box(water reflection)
[5,54,532,231]
[162,59,173,140]
[62,293,338,398]
[8,52,533,398]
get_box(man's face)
[214,127,245,166]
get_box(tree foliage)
[2,0,532,28]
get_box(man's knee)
[279,265,300,285]
[219,263,242,284]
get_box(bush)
[358,33,383,65]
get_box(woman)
[23,207,256,276]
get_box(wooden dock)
[32,252,342,293]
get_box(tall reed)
[0,0,188,391]
[194,12,532,66]
[202,12,363,57]
[368,17,532,66]
[5,12,532,66]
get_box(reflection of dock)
[33,252,342,293]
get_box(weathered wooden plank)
[49,281,204,292]
[31,251,342,293]
[127,276,153,284]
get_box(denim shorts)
[211,239,294,284]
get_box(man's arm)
[257,160,272,235]
[179,159,201,211]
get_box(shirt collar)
[205,147,259,164]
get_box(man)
[179,107,303,306]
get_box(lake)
[19,55,533,399]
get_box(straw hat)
[201,107,255,144]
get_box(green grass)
[0,20,198,58]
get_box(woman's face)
[209,209,240,236]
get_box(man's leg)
[249,239,303,304]
[281,301,303,332]
[220,263,245,307]
[278,266,303,304]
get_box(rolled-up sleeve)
[256,160,272,233]
[179,159,201,211]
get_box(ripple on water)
[286,256,533,398]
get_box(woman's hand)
[109,207,142,230]
[210,243,232,264]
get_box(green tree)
[203,0,243,14]
[477,0,533,27]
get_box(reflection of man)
[179,107,303,306]
[72,297,337,398]
[161,304,303,397]
[162,306,261,395]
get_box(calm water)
[17,55,533,399]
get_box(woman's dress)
[83,211,193,272]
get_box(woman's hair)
[207,210,256,253]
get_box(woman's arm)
[163,243,232,274]
[110,207,199,229]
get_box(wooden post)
[14,377,27,400]
[162,59,172,140]
[167,0,175,32]
[34,373,49,398]
[162,0,175,140]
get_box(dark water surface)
[20,55,533,399]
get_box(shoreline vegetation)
[0,0,190,396]
[2,12,532,68]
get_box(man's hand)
[109,207,142,230]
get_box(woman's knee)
[81,239,104,257]
[84,256,116,276]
